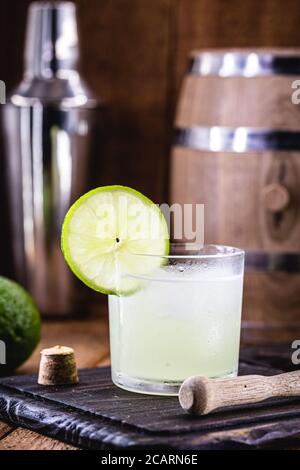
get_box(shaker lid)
[24,2,79,80]
[10,2,99,107]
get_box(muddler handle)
[179,370,300,415]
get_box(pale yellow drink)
[109,246,244,395]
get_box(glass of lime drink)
[109,244,244,395]
[61,186,245,396]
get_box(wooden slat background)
[1,3,300,448]
[1,0,300,276]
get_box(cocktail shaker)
[2,2,104,316]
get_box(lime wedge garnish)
[61,186,169,295]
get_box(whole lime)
[0,277,41,375]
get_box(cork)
[38,345,79,386]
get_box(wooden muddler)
[179,371,300,415]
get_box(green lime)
[61,185,169,295]
[0,277,41,375]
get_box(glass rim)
[128,243,245,260]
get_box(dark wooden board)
[1,353,300,449]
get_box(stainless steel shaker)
[2,2,104,316]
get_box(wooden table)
[0,315,109,450]
[1,317,300,450]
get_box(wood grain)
[175,73,300,129]
[174,0,300,94]
[0,422,13,440]
[18,317,109,375]
[1,0,300,270]
[0,357,300,450]
[179,370,300,415]
[0,418,80,451]
[2,0,300,289]
[0,316,110,451]
[74,0,173,204]
[0,0,175,280]
[0,428,78,450]
[1,0,300,209]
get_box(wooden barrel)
[170,48,300,343]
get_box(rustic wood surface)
[0,422,13,440]
[18,317,109,375]
[2,360,300,449]
[174,0,300,93]
[0,428,78,451]
[1,0,300,450]
[0,316,109,451]
[1,0,300,337]
[3,0,300,275]
[0,320,299,449]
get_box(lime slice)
[61,186,169,295]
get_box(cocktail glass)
[108,244,244,396]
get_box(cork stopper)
[38,345,79,386]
